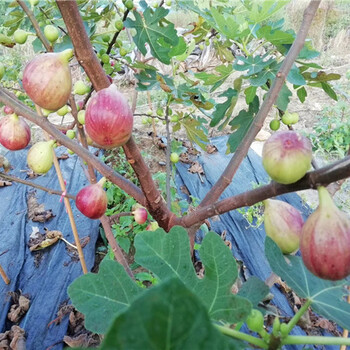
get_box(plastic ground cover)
[0,146,100,350]
[173,135,339,350]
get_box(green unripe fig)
[147,117,153,124]
[29,0,39,5]
[57,105,70,116]
[170,115,179,123]
[44,25,59,43]
[153,1,159,7]
[170,152,179,163]
[280,323,289,337]
[115,20,124,31]
[66,129,76,139]
[14,29,28,44]
[246,309,264,333]
[99,49,106,56]
[74,80,90,95]
[142,116,148,125]
[77,110,86,125]
[146,109,152,116]
[101,53,110,64]
[165,0,172,5]
[156,107,163,117]
[269,119,280,131]
[67,149,75,155]
[27,140,55,174]
[125,0,134,10]
[115,39,122,48]
[272,317,281,336]
[102,34,110,43]
[119,47,127,57]
[0,62,4,80]
[282,111,299,125]
[146,221,159,231]
[205,38,210,46]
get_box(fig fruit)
[281,111,299,126]
[66,129,76,139]
[246,309,264,333]
[0,114,31,151]
[262,131,312,184]
[85,84,133,148]
[102,34,110,43]
[0,62,4,80]
[170,152,179,163]
[29,0,39,6]
[300,186,350,280]
[23,49,73,110]
[44,25,59,43]
[269,119,280,131]
[101,53,110,64]
[263,199,304,254]
[27,140,55,174]
[119,47,127,57]
[115,20,124,31]
[77,110,86,125]
[73,80,90,95]
[57,105,70,116]
[146,221,159,231]
[133,207,148,224]
[75,177,107,219]
[14,29,28,44]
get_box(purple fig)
[300,186,350,280]
[263,199,304,254]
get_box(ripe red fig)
[263,199,304,254]
[3,106,14,115]
[85,85,133,148]
[75,177,107,219]
[262,131,312,184]
[300,187,350,280]
[0,114,31,150]
[133,207,148,224]
[23,49,73,110]
[27,140,55,174]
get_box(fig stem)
[284,299,312,335]
[97,176,107,188]
[317,186,335,209]
[0,264,10,285]
[282,335,350,346]
[215,324,268,349]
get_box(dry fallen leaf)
[0,325,26,350]
[27,191,55,223]
[188,161,204,175]
[0,155,11,173]
[7,293,30,323]
[206,144,218,154]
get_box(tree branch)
[0,171,76,199]
[198,0,322,208]
[0,88,146,206]
[178,155,350,228]
[56,0,174,230]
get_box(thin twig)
[165,104,171,209]
[106,9,130,55]
[0,172,76,200]
[109,212,131,224]
[0,264,10,285]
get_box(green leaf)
[296,86,307,103]
[287,64,306,86]
[233,55,274,76]
[210,8,240,40]
[0,34,15,48]
[195,64,234,92]
[125,7,179,64]
[303,71,341,83]
[180,118,209,150]
[248,1,289,23]
[174,38,196,61]
[265,237,350,330]
[237,277,269,308]
[276,83,292,111]
[321,82,338,101]
[227,96,259,153]
[244,86,257,104]
[134,227,251,323]
[168,36,187,57]
[257,26,295,46]
[135,69,174,91]
[298,42,320,60]
[68,259,143,334]
[210,88,238,127]
[99,278,244,350]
